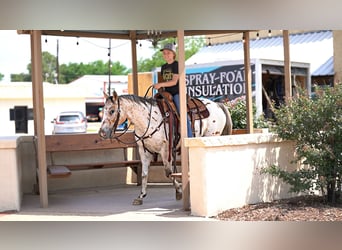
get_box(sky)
[0,30,155,82]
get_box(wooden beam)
[243,31,254,134]
[19,30,251,41]
[177,30,190,211]
[283,30,292,103]
[30,30,48,208]
[130,31,139,95]
[41,30,131,40]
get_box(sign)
[186,64,255,102]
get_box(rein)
[107,86,166,147]
[104,86,178,173]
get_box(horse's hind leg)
[172,177,182,200]
[162,158,182,201]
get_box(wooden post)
[283,30,292,102]
[243,31,254,134]
[177,30,190,211]
[130,31,139,95]
[30,30,48,208]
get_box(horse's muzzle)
[98,128,110,139]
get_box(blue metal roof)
[186,30,333,75]
[312,56,334,76]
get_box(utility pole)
[108,39,112,94]
[56,39,59,84]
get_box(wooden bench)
[44,132,142,184]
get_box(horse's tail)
[217,102,233,135]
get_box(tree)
[24,51,58,83]
[137,36,205,72]
[11,52,131,84]
[263,85,342,204]
[59,60,130,83]
[0,72,4,81]
[10,73,31,82]
[13,51,58,83]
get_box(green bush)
[225,96,268,129]
[262,85,342,204]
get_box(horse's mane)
[120,94,157,107]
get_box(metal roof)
[186,30,333,75]
[312,56,334,76]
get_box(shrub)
[225,96,268,129]
[262,85,342,204]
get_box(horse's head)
[98,91,128,139]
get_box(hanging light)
[268,30,272,37]
[256,32,260,40]
[242,35,245,43]
[147,30,163,48]
[45,36,48,43]
[207,37,212,47]
[76,37,79,45]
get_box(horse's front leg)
[132,150,152,205]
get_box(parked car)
[86,113,99,122]
[52,111,87,134]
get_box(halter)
[109,95,122,139]
[103,90,178,173]
[106,94,166,147]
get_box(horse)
[98,90,232,205]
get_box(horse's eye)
[110,109,115,115]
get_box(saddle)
[154,90,209,137]
[154,91,209,169]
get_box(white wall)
[185,133,301,217]
[0,136,22,212]
[0,82,86,135]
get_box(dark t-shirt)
[161,60,179,95]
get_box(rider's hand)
[154,83,162,90]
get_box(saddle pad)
[187,97,210,119]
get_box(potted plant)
[225,96,269,134]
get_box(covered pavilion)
[18,29,293,211]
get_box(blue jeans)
[173,94,193,137]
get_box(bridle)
[100,90,178,173]
[103,93,168,150]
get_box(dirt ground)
[215,195,342,221]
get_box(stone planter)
[184,133,299,217]
[232,128,268,135]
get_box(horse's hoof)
[165,168,172,178]
[176,192,182,200]
[132,198,143,205]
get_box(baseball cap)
[160,43,176,54]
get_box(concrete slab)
[0,184,217,221]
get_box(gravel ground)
[216,195,342,221]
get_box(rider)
[153,43,193,138]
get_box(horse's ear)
[113,91,118,101]
[103,91,109,99]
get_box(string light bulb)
[268,30,272,37]
[45,36,48,43]
[207,37,212,47]
[76,37,79,45]
[256,32,259,40]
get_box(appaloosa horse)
[98,91,232,205]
